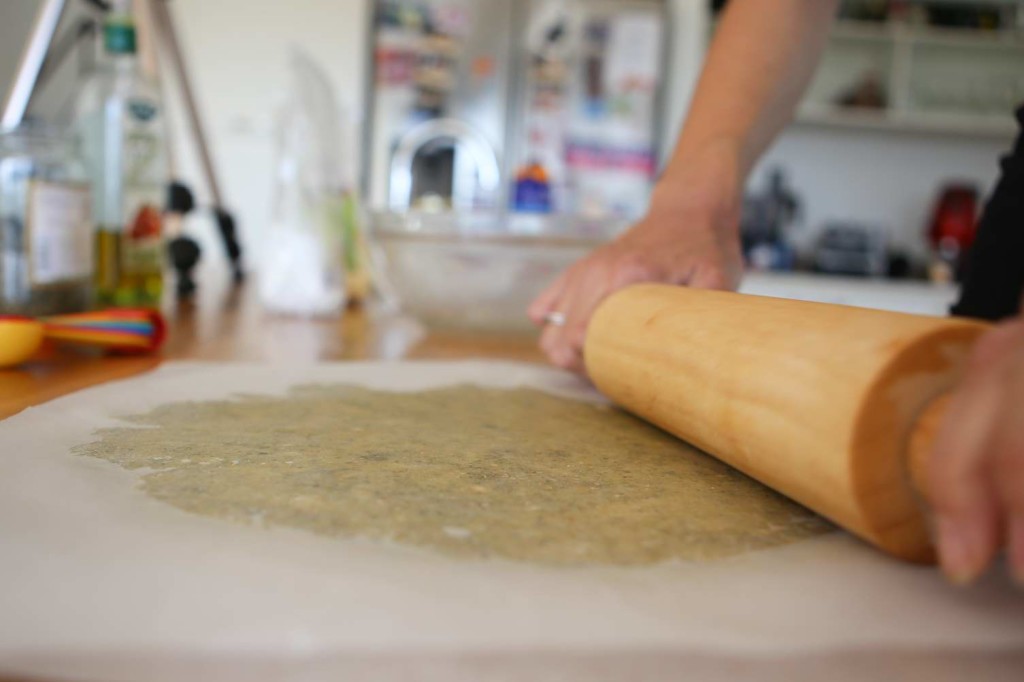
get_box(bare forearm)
[664,0,839,187]
[528,0,839,369]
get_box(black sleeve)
[951,105,1024,322]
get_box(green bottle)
[74,4,168,308]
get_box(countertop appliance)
[813,222,890,278]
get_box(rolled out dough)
[77,384,830,565]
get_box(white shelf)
[795,104,1018,138]
[829,20,897,44]
[709,11,1024,139]
[796,17,1024,139]
[740,272,958,317]
[831,20,1024,50]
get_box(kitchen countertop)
[0,272,961,421]
[0,281,543,422]
[3,274,1017,682]
[740,272,959,316]
[0,281,548,682]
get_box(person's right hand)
[528,143,746,374]
[927,314,1024,584]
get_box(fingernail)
[936,516,982,585]
[1010,515,1024,587]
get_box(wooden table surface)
[0,281,544,421]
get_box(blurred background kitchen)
[2,0,1023,333]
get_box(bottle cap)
[104,18,137,55]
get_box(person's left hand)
[927,315,1024,585]
[527,143,746,374]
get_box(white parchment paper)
[0,361,1022,682]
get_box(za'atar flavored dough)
[78,385,831,565]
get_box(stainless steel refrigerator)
[362,0,670,228]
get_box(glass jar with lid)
[0,123,94,316]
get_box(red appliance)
[927,184,979,253]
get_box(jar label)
[27,181,94,286]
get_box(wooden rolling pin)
[585,284,991,563]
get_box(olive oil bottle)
[74,3,168,307]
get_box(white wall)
[165,0,370,277]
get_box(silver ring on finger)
[544,311,567,327]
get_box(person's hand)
[928,315,1024,584]
[527,145,745,374]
